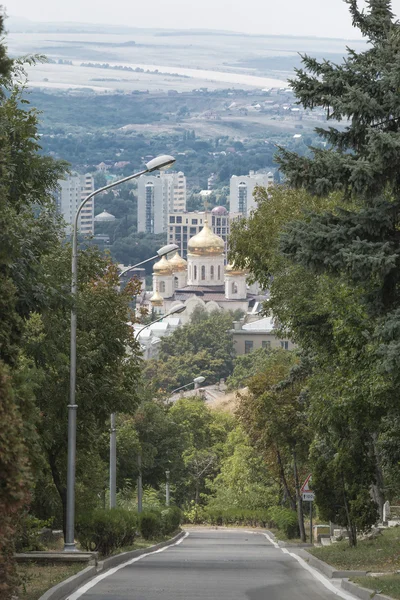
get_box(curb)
[293,548,368,579]
[342,578,395,600]
[38,530,185,600]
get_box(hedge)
[76,508,138,555]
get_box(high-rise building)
[137,171,186,234]
[55,173,95,235]
[230,171,274,216]
[167,207,239,259]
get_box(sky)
[8,0,400,39]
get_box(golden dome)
[150,290,164,306]
[153,256,173,275]
[188,222,225,256]
[225,263,249,277]
[169,251,187,272]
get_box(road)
[69,529,352,600]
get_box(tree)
[0,21,67,597]
[236,350,310,541]
[169,397,234,505]
[144,308,236,392]
[22,245,142,535]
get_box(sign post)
[301,474,314,544]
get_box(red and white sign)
[300,474,312,494]
[301,474,315,501]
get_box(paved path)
[69,529,352,600]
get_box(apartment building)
[168,206,239,259]
[137,171,186,234]
[230,170,274,216]
[56,173,95,235]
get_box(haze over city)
[10,0,400,38]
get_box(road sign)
[302,492,315,502]
[300,474,313,494]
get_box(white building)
[143,221,267,324]
[137,171,186,234]
[230,170,274,217]
[55,173,95,236]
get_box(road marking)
[66,532,190,600]
[262,532,356,600]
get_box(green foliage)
[14,515,51,552]
[0,363,31,598]
[144,308,236,392]
[161,507,182,535]
[76,509,137,555]
[268,507,299,539]
[139,512,162,540]
[227,347,273,390]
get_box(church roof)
[153,256,173,275]
[169,251,187,272]
[187,221,225,256]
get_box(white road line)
[66,532,190,600]
[262,532,357,600]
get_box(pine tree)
[276,1,400,372]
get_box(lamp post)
[166,470,170,507]
[65,155,176,551]
[170,376,206,396]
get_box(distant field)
[6,28,367,93]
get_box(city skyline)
[9,0,400,39]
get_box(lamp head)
[146,155,176,172]
[169,304,186,315]
[157,243,179,257]
[193,376,206,385]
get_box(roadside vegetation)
[352,576,400,600]
[309,528,400,572]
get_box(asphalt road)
[71,529,348,600]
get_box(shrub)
[268,507,299,539]
[14,514,52,552]
[161,506,181,535]
[191,507,269,527]
[139,511,162,540]
[76,508,137,556]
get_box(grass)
[309,528,400,572]
[17,562,85,600]
[352,575,400,600]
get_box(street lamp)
[170,376,206,395]
[65,155,176,552]
[109,303,186,511]
[166,470,170,507]
[118,244,179,279]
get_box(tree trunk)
[195,480,200,505]
[342,475,357,547]
[371,432,385,521]
[293,449,306,542]
[277,448,296,511]
[48,451,67,541]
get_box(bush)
[15,514,52,552]
[183,505,269,527]
[76,508,138,556]
[161,506,181,535]
[268,507,299,539]
[139,511,162,540]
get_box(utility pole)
[109,413,117,508]
[166,470,170,506]
[137,452,143,514]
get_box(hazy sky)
[8,0,400,38]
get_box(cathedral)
[147,221,265,323]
